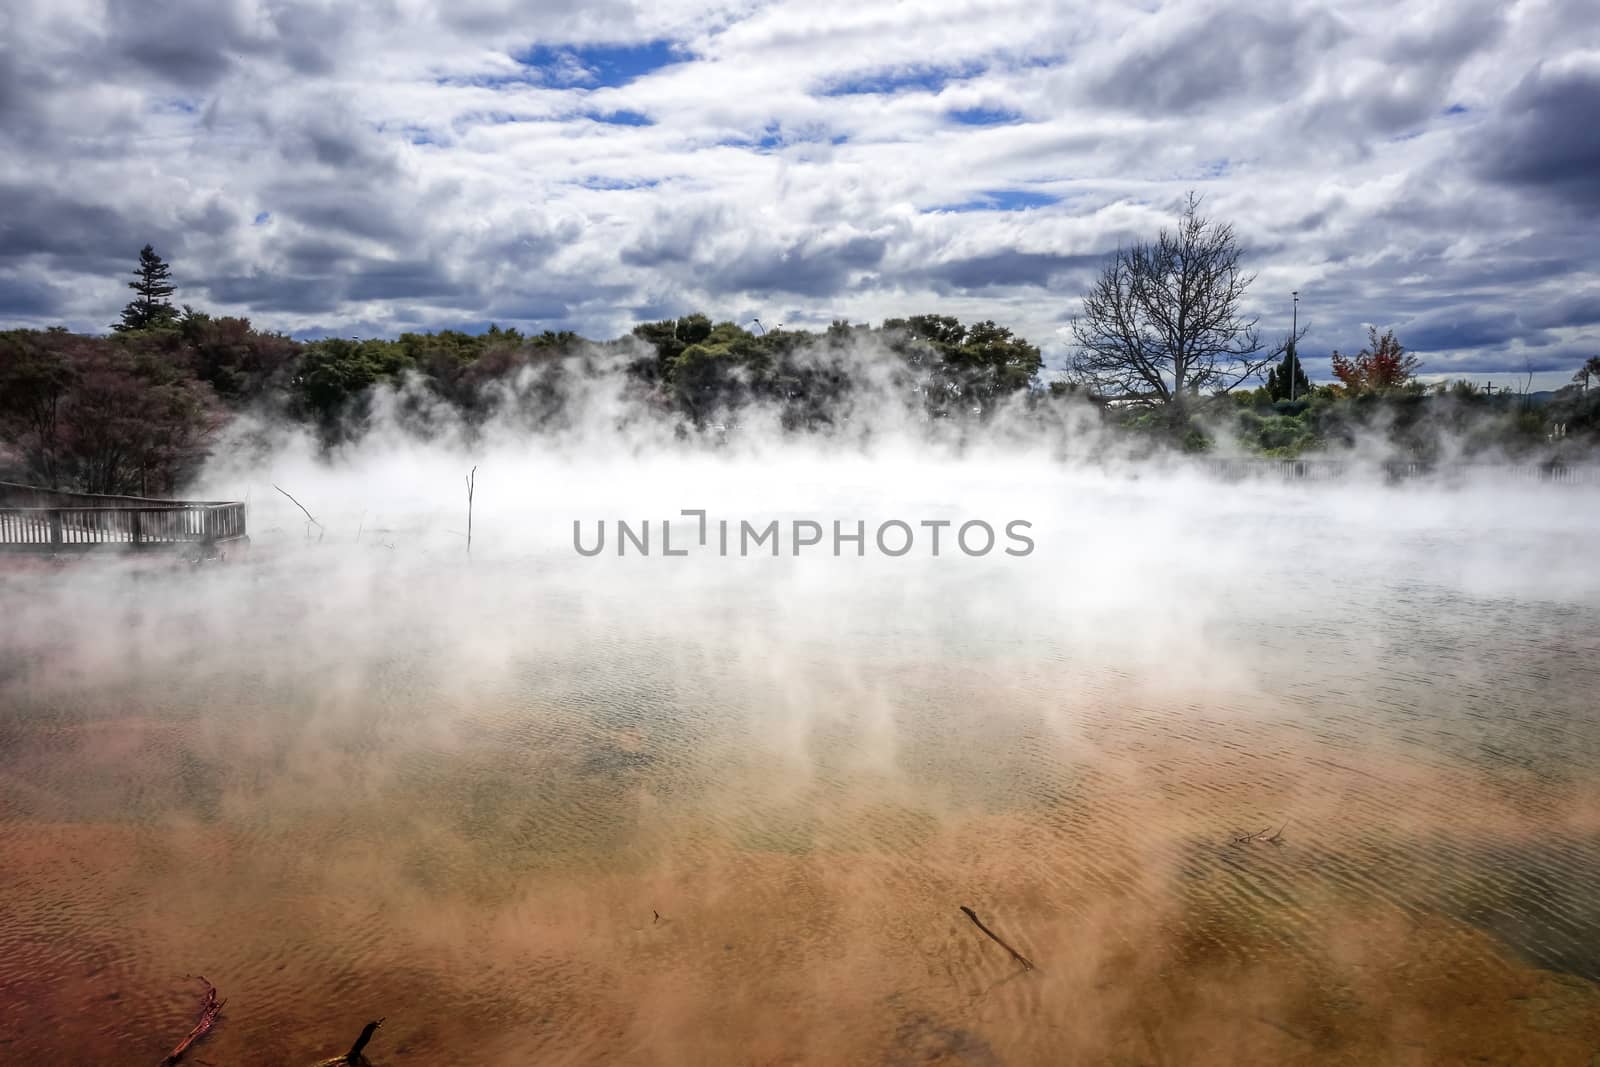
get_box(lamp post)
[1290,291,1299,402]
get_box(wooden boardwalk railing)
[1197,459,1600,484]
[0,499,248,556]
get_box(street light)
[1290,291,1299,402]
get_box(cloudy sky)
[1,0,1596,384]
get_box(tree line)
[2,215,1597,495]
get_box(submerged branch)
[345,1018,384,1062]
[1233,820,1288,846]
[960,905,1035,972]
[159,976,224,1066]
[308,1018,385,1067]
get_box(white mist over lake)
[3,437,1599,1064]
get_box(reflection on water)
[2,478,1600,1064]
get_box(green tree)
[629,314,713,382]
[883,314,1042,414]
[1263,340,1311,401]
[949,319,1042,398]
[291,338,413,430]
[1573,355,1600,393]
[664,321,767,420]
[114,244,180,332]
[177,308,300,403]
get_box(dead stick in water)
[308,1018,386,1066]
[465,466,476,557]
[960,906,1035,971]
[344,1018,384,1062]
[159,975,224,1065]
[273,484,324,542]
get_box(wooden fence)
[1198,459,1600,484]
[0,502,247,555]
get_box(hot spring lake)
[2,469,1599,1065]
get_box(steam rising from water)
[3,407,1600,1063]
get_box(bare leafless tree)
[1069,193,1294,405]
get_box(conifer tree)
[1264,339,1310,401]
[114,244,179,332]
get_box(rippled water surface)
[3,474,1599,1064]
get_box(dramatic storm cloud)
[0,0,1596,383]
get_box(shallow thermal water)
[2,470,1599,1065]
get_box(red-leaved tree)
[1330,327,1420,394]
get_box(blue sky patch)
[948,106,1022,126]
[719,124,844,151]
[820,62,985,97]
[575,176,662,191]
[932,189,1060,213]
[586,109,654,127]
[253,211,270,225]
[513,40,685,88]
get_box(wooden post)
[48,509,62,549]
[131,509,143,546]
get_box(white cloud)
[0,0,1596,378]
